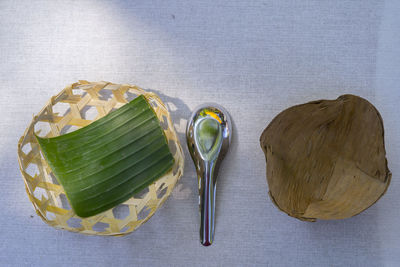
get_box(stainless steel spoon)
[186,104,232,246]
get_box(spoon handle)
[199,162,217,246]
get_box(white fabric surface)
[1,0,400,266]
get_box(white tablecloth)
[1,0,399,266]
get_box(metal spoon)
[186,104,232,246]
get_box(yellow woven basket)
[17,81,184,236]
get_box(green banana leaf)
[36,95,174,218]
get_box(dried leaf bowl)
[17,81,184,236]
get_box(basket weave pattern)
[17,81,184,236]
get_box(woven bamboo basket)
[17,81,184,236]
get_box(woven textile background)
[1,0,399,266]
